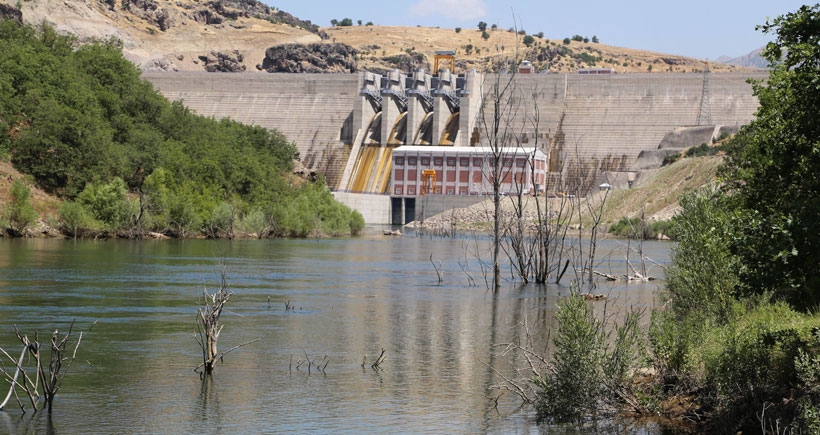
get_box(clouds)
[408,0,487,21]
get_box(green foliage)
[684,142,720,158]
[455,27,461,33]
[239,208,268,239]
[77,177,130,229]
[522,35,535,47]
[464,44,473,55]
[562,37,571,45]
[648,6,820,431]
[661,152,681,166]
[592,35,599,43]
[481,31,489,40]
[608,216,674,240]
[58,200,98,238]
[535,291,645,423]
[718,4,820,310]
[1,21,363,239]
[5,179,37,234]
[571,34,584,42]
[578,52,598,65]
[338,18,353,27]
[204,201,236,239]
[666,188,740,325]
[477,21,487,32]
[535,293,604,422]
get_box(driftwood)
[365,348,387,369]
[593,271,619,281]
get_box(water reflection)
[0,237,670,433]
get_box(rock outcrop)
[0,2,23,24]
[261,43,357,73]
[199,50,246,72]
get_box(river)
[0,233,671,434]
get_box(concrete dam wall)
[143,70,767,224]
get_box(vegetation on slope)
[647,4,820,431]
[0,20,363,238]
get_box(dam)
[143,68,768,225]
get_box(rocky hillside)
[7,0,762,74]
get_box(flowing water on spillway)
[0,235,671,434]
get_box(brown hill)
[12,0,759,74]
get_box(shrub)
[535,293,605,422]
[481,31,489,40]
[684,142,719,158]
[477,21,487,32]
[77,177,130,230]
[662,152,681,166]
[571,34,584,42]
[535,290,644,423]
[58,200,97,239]
[5,179,37,235]
[455,27,461,33]
[562,37,571,45]
[523,35,535,47]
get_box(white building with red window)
[391,146,548,197]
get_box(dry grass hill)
[11,0,761,74]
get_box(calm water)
[0,233,669,434]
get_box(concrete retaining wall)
[331,192,392,225]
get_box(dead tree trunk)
[195,266,232,374]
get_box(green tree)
[722,4,820,310]
[477,21,487,32]
[5,179,37,235]
[339,18,353,27]
[523,35,535,47]
[58,200,97,239]
[77,177,130,230]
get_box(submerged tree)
[193,265,260,375]
[194,267,233,374]
[0,322,86,414]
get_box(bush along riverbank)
[499,6,820,432]
[0,21,362,239]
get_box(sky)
[262,0,809,60]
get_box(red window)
[434,157,444,166]
[408,157,417,166]
[421,157,430,166]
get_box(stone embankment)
[407,196,565,233]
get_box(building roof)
[394,145,547,158]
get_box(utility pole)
[696,61,712,125]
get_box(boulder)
[198,50,245,72]
[262,43,357,73]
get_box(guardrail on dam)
[143,70,768,225]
